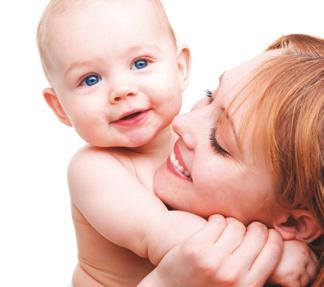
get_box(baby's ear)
[43,88,72,127]
[176,44,191,91]
[273,209,322,243]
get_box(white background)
[0,1,322,286]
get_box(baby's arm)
[139,220,319,287]
[139,217,284,287]
[68,147,206,264]
[269,240,319,287]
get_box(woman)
[140,34,323,286]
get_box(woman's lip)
[167,157,192,182]
[166,141,192,181]
[173,141,190,174]
[111,109,149,126]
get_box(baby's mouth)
[170,150,191,180]
[111,109,149,125]
[120,111,142,121]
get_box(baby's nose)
[109,76,138,104]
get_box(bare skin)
[37,1,320,285]
[70,132,178,286]
[72,206,154,287]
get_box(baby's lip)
[111,109,148,123]
[110,109,151,126]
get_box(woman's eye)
[81,75,101,86]
[209,128,230,157]
[131,59,149,70]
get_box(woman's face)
[154,51,286,225]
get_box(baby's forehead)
[43,0,166,21]
[39,0,174,49]
[41,0,173,55]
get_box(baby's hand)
[269,240,318,287]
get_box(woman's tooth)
[170,150,191,178]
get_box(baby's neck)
[127,126,177,191]
[131,126,176,161]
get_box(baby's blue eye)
[132,59,148,70]
[81,75,101,86]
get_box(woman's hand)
[138,215,283,287]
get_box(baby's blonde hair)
[37,0,176,79]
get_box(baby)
[37,0,317,286]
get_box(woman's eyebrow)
[219,72,225,83]
[216,72,225,93]
[218,71,240,149]
[211,72,225,98]
[219,108,240,152]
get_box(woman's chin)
[154,162,181,206]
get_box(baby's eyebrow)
[125,44,161,53]
[64,60,97,77]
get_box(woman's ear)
[273,209,322,243]
[176,44,191,91]
[43,88,72,127]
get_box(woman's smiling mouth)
[167,143,192,181]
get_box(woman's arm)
[140,217,319,287]
[139,216,283,287]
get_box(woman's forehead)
[216,49,283,111]
[225,50,281,87]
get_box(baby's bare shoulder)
[68,146,135,173]
[67,146,139,201]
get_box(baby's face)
[44,0,185,147]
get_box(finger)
[307,262,318,281]
[309,248,318,264]
[187,214,227,245]
[208,217,246,260]
[299,272,310,287]
[281,279,302,287]
[306,257,318,284]
[248,229,283,283]
[226,222,269,269]
[307,250,319,279]
[216,221,269,279]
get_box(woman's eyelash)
[205,89,213,97]
[205,89,214,103]
[209,127,229,156]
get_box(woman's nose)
[172,112,199,150]
[108,75,138,104]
